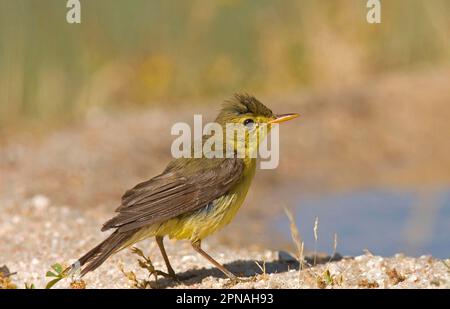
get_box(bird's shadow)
[154,253,342,288]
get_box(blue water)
[276,188,450,258]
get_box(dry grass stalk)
[328,233,338,263]
[283,207,305,286]
[313,216,319,266]
[255,260,269,280]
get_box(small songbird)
[70,94,298,280]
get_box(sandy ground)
[1,195,449,289]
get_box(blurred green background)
[1,0,449,131]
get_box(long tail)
[67,230,135,277]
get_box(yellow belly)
[126,159,256,245]
[160,192,242,241]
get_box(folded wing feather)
[101,158,244,233]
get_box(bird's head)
[214,94,299,158]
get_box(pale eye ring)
[243,118,255,129]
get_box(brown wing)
[102,158,244,233]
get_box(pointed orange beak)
[268,113,300,124]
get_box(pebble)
[181,255,195,263]
[12,216,21,224]
[31,195,50,211]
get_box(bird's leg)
[191,240,237,280]
[155,236,176,278]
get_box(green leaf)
[46,271,57,278]
[46,278,62,289]
[51,263,63,274]
[324,270,333,285]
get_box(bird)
[69,94,299,281]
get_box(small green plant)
[24,282,36,289]
[132,247,170,280]
[45,263,68,289]
[316,269,343,288]
[46,262,86,289]
[119,264,151,289]
[120,247,172,289]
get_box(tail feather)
[68,230,135,277]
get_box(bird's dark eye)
[243,118,255,129]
